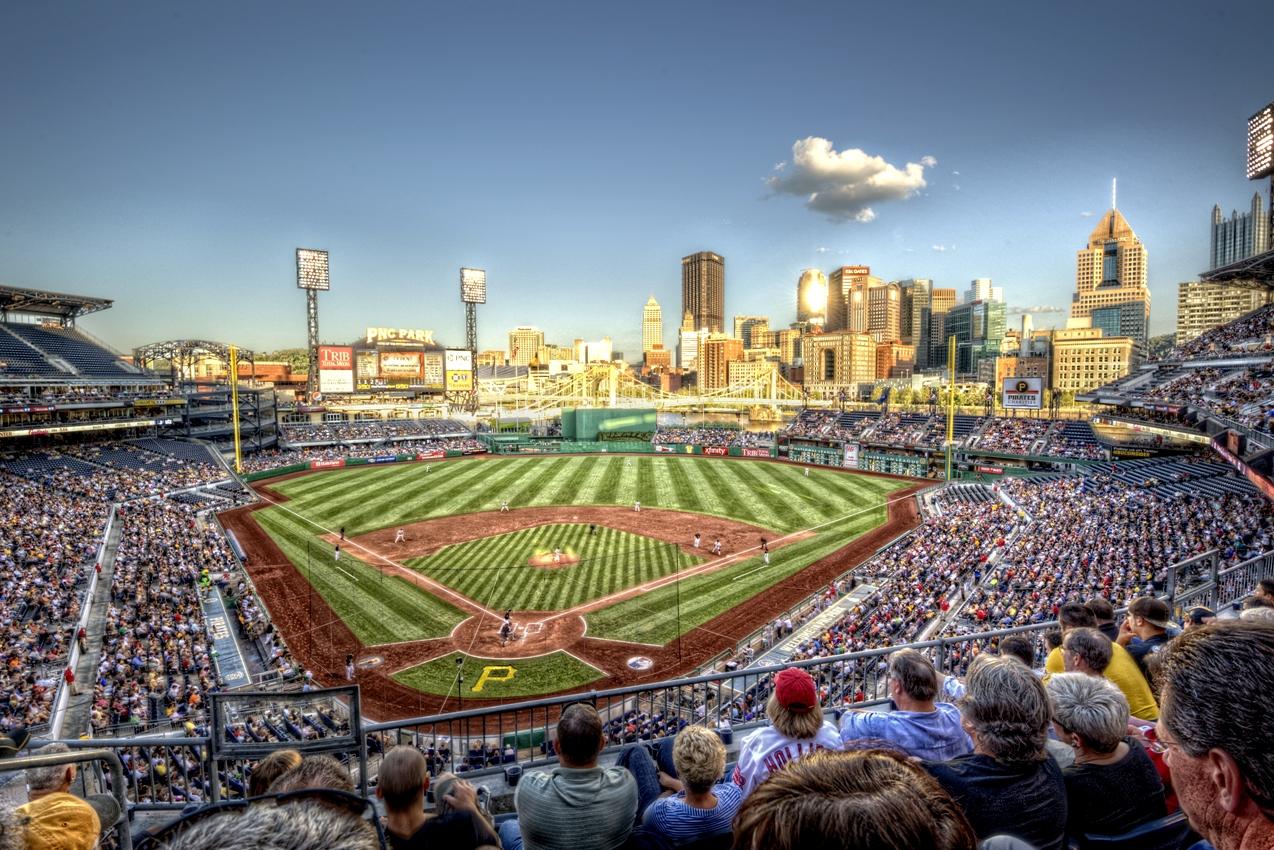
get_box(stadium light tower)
[296,248,330,399]
[460,268,486,410]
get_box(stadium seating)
[2,323,137,376]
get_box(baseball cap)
[0,725,30,758]
[774,668,817,713]
[1186,606,1215,626]
[17,792,101,850]
[1129,597,1172,629]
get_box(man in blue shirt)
[839,649,971,761]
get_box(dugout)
[560,408,656,441]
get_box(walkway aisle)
[62,513,123,737]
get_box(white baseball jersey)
[730,721,842,796]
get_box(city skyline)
[2,2,1271,358]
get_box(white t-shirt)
[730,721,842,797]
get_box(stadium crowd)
[652,428,772,448]
[973,416,1052,455]
[1168,302,1274,360]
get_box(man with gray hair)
[20,742,120,841]
[1155,621,1274,850]
[1046,673,1166,839]
[166,799,378,850]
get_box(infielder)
[712,538,722,555]
[394,528,406,544]
[693,533,701,549]
[500,499,510,512]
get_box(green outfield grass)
[254,507,467,645]
[405,523,699,610]
[252,455,910,695]
[392,650,603,698]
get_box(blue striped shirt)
[642,783,743,844]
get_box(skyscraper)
[1210,193,1271,270]
[898,279,932,363]
[796,269,829,326]
[642,296,663,354]
[827,266,878,332]
[507,326,545,367]
[1176,280,1272,344]
[732,315,769,348]
[927,287,958,368]
[700,334,744,390]
[1072,205,1150,346]
[681,251,725,333]
[866,282,901,342]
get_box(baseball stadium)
[4,17,1274,846]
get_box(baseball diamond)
[222,454,922,717]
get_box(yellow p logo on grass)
[472,665,516,692]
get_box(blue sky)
[1,1,1270,357]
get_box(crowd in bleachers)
[652,428,773,448]
[973,416,1052,455]
[864,412,931,446]
[1040,420,1107,460]
[1167,302,1274,360]
[783,409,880,442]
[281,418,473,446]
[0,474,109,731]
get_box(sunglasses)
[134,787,387,850]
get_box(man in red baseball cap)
[731,668,842,796]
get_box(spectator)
[1185,606,1217,630]
[1155,622,1274,850]
[1255,578,1274,606]
[1240,606,1274,624]
[1086,598,1120,642]
[1061,628,1113,677]
[1046,673,1167,842]
[839,649,971,761]
[23,743,120,838]
[248,749,302,798]
[499,703,637,850]
[1044,602,1159,722]
[924,655,1068,850]
[268,755,355,794]
[14,792,99,850]
[1117,597,1176,679]
[637,725,741,845]
[165,799,378,850]
[731,668,841,797]
[377,746,498,849]
[733,748,977,850]
[997,635,1038,670]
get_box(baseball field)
[222,454,920,718]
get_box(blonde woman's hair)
[672,725,726,793]
[766,693,824,740]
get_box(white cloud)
[765,137,933,223]
[815,246,829,254]
[952,170,961,176]
[1080,210,1095,217]
[931,244,954,253]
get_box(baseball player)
[499,618,513,647]
[334,544,341,562]
[553,546,562,564]
[394,528,406,544]
[345,653,355,681]
[693,533,701,549]
[712,538,722,555]
[760,537,769,565]
[500,499,510,512]
[634,500,641,512]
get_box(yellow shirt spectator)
[1045,642,1158,721]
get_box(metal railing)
[4,747,133,849]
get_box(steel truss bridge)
[477,362,812,415]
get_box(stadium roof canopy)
[0,284,113,320]
[1200,247,1274,285]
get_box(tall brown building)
[827,266,878,332]
[927,287,958,366]
[1072,208,1150,346]
[866,282,901,342]
[803,331,876,395]
[699,334,744,390]
[681,251,725,333]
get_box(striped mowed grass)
[255,456,909,646]
[405,523,698,610]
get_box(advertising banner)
[703,446,729,456]
[416,450,445,460]
[318,346,355,394]
[974,464,1004,475]
[310,459,345,470]
[1212,436,1274,501]
[421,351,445,390]
[445,349,474,391]
[654,444,676,453]
[379,351,423,379]
[843,443,859,469]
[742,447,772,458]
[367,455,399,464]
[1001,377,1043,410]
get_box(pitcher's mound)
[528,551,580,569]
